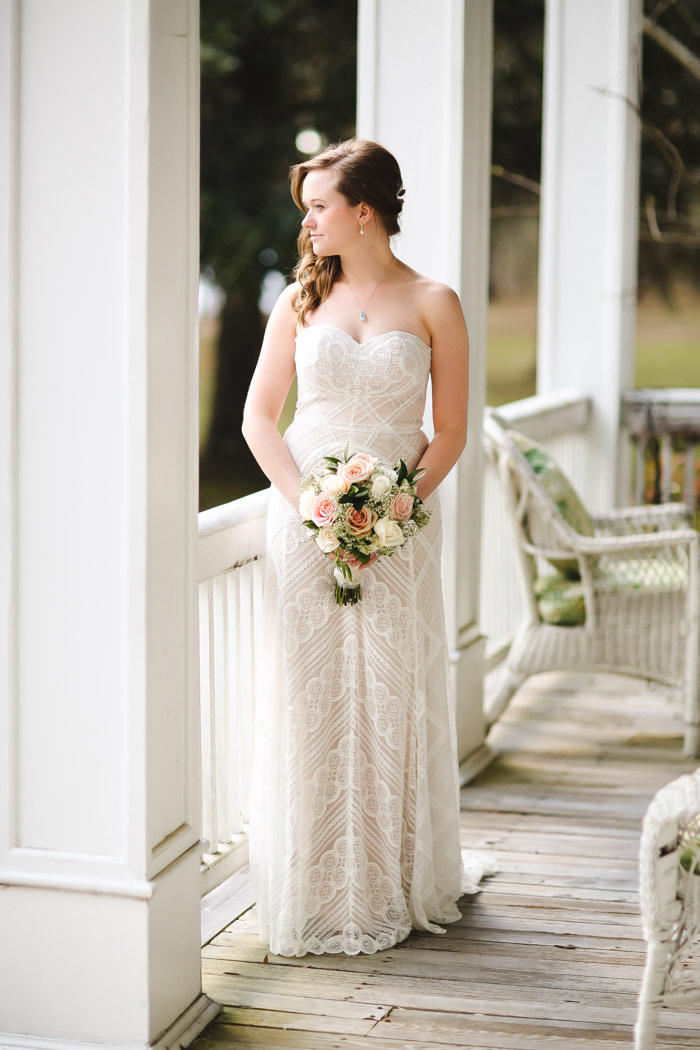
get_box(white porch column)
[0,2,218,1047]
[358,0,493,773]
[537,0,643,511]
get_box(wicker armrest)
[523,528,698,563]
[591,505,693,536]
[574,528,699,557]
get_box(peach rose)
[310,492,338,527]
[337,452,379,488]
[346,506,378,537]
[391,492,414,521]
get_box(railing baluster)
[238,564,256,828]
[198,584,212,853]
[212,574,230,847]
[685,441,697,519]
[661,433,673,503]
[228,567,243,837]
[203,579,219,851]
[635,437,646,505]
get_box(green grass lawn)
[486,288,700,407]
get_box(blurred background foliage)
[199,0,700,511]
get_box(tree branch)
[643,15,700,83]
[491,165,540,196]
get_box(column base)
[0,995,222,1050]
[458,742,497,786]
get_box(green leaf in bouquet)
[323,456,341,467]
[338,484,369,505]
[396,458,408,485]
[343,442,352,461]
[407,466,427,485]
[303,520,319,530]
[352,549,371,565]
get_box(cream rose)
[298,488,315,520]
[391,492,415,521]
[316,527,340,553]
[370,474,392,499]
[310,493,339,527]
[346,506,378,538]
[338,452,379,487]
[320,473,347,496]
[374,517,406,548]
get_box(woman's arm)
[413,283,469,500]
[241,283,302,508]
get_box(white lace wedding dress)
[249,323,495,957]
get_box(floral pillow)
[534,574,586,626]
[508,429,594,577]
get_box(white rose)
[320,473,347,496]
[298,488,315,520]
[370,474,392,498]
[315,527,340,553]
[374,517,405,548]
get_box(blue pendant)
[360,310,367,322]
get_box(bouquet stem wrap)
[333,562,362,606]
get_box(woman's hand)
[326,549,379,569]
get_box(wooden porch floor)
[193,671,700,1049]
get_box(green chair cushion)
[509,430,594,578]
[534,574,586,626]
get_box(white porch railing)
[198,488,268,895]
[621,389,700,520]
[479,389,593,661]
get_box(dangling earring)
[359,221,364,236]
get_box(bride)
[242,138,494,958]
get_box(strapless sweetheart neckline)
[297,322,432,354]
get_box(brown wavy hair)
[289,139,405,325]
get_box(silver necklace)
[343,259,395,322]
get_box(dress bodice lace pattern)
[249,324,472,957]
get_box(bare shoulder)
[409,274,467,343]
[275,280,301,315]
[264,280,300,339]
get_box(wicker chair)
[636,769,700,1048]
[483,411,700,757]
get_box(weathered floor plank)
[191,671,700,1049]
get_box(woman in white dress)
[242,139,479,958]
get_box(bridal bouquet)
[298,446,431,606]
